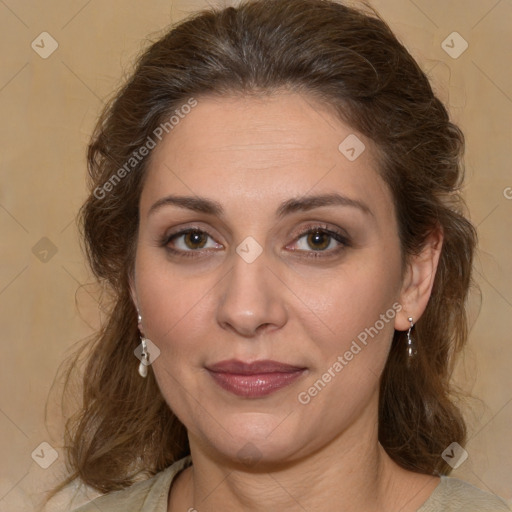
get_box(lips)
[206,359,307,398]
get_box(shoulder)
[418,476,511,512]
[71,456,192,512]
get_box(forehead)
[140,92,392,219]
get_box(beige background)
[0,0,511,510]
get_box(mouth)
[205,359,307,398]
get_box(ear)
[394,226,443,331]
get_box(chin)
[196,412,309,468]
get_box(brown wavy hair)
[55,0,477,496]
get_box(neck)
[169,417,433,512]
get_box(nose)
[216,249,288,338]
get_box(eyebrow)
[147,192,373,218]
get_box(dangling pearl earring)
[138,336,150,378]
[406,317,417,364]
[137,310,150,378]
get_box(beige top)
[72,456,511,512]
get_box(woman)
[57,0,509,510]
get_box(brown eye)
[184,230,208,249]
[306,230,331,251]
[163,228,223,256]
[290,226,350,256]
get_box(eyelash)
[159,224,350,260]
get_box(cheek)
[302,273,401,409]
[134,249,220,363]
[142,287,208,339]
[295,269,400,421]
[301,254,401,349]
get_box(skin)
[130,91,443,512]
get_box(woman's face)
[131,92,408,466]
